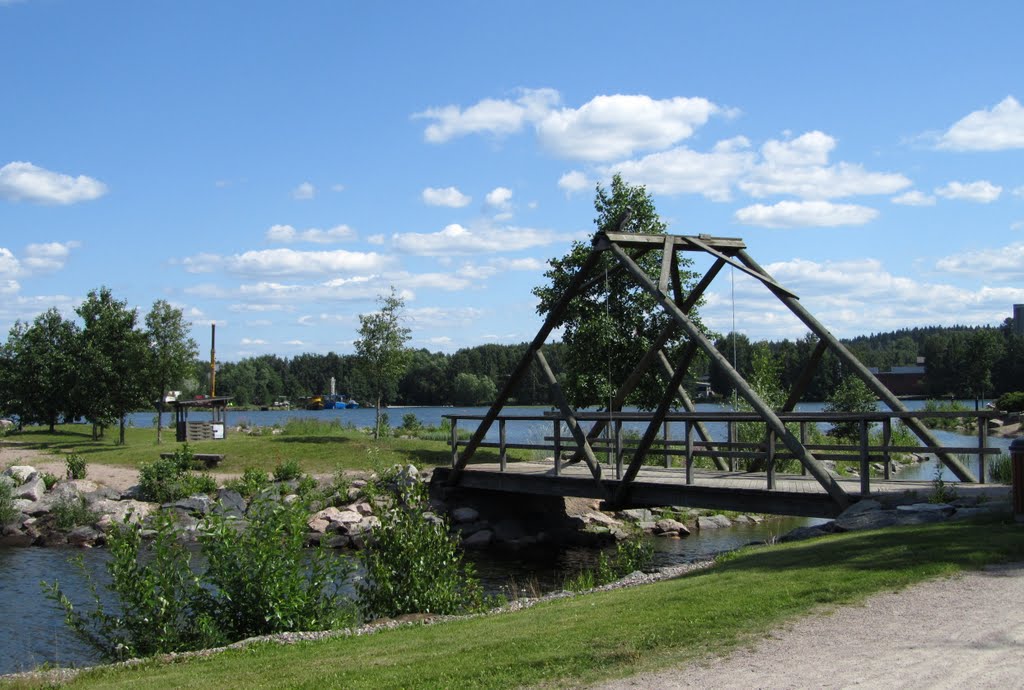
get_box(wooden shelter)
[171,396,232,442]
[447,225,979,514]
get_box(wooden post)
[450,417,458,468]
[727,421,736,472]
[534,348,604,485]
[882,418,892,480]
[615,420,623,480]
[978,414,988,484]
[799,421,808,476]
[499,418,507,472]
[663,420,671,468]
[859,419,870,495]
[685,421,694,484]
[553,419,561,476]
[766,429,776,490]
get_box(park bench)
[159,452,225,468]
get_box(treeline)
[211,343,566,407]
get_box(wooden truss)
[448,228,978,510]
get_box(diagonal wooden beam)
[447,242,606,485]
[654,349,730,470]
[613,342,698,504]
[603,239,850,509]
[533,348,606,494]
[781,339,828,412]
[685,235,798,299]
[734,249,977,483]
[658,235,674,294]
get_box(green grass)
[1,423,527,476]
[10,516,1023,689]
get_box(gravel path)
[595,562,1024,690]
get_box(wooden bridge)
[439,409,1001,518]
[443,228,997,517]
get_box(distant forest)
[207,319,1024,407]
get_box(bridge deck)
[436,462,1009,518]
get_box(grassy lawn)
[8,517,1023,689]
[0,423,526,475]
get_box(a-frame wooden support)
[448,228,977,513]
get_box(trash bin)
[1012,438,1024,523]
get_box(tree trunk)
[119,416,126,445]
[92,422,99,441]
[156,395,164,445]
[375,393,382,440]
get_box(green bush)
[566,538,655,591]
[0,479,17,524]
[272,458,303,482]
[65,453,87,480]
[922,399,973,431]
[41,472,59,490]
[51,495,98,530]
[996,391,1024,413]
[138,445,217,503]
[357,481,487,620]
[401,413,421,432]
[225,466,271,498]
[989,453,1012,484]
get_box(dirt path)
[594,562,1024,689]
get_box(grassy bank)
[8,517,1023,689]
[0,422,524,475]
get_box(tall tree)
[533,174,704,409]
[1,309,80,430]
[144,300,198,444]
[77,287,149,443]
[355,288,412,439]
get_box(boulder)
[582,511,621,528]
[0,531,34,547]
[214,489,247,518]
[68,525,102,546]
[654,518,690,537]
[838,499,883,518]
[696,515,732,530]
[167,495,214,516]
[451,506,480,524]
[619,508,654,522]
[493,518,527,543]
[92,499,157,529]
[352,500,375,516]
[322,534,350,549]
[4,465,37,484]
[15,476,46,502]
[835,509,898,532]
[781,523,835,542]
[895,502,955,515]
[463,529,493,549]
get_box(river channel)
[1,402,1010,675]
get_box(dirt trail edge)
[594,562,1024,690]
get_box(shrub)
[922,399,972,431]
[996,392,1024,413]
[52,495,98,530]
[566,538,655,591]
[41,472,59,490]
[0,478,17,525]
[989,453,1012,484]
[825,376,877,442]
[357,480,487,620]
[400,413,421,432]
[199,498,354,639]
[225,466,271,498]
[138,445,216,503]
[272,458,303,482]
[65,453,88,480]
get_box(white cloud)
[760,130,834,167]
[558,170,592,194]
[0,279,20,295]
[891,190,936,206]
[1012,221,1024,231]
[1013,185,1024,197]
[485,187,513,209]
[601,139,755,201]
[422,186,471,208]
[23,241,81,272]
[392,223,560,255]
[331,183,345,192]
[406,306,484,329]
[285,340,306,346]
[366,234,385,245]
[735,200,878,228]
[936,96,1024,151]
[456,256,545,280]
[935,180,1002,203]
[292,181,316,200]
[536,94,721,161]
[240,338,267,345]
[0,161,107,205]
[265,224,357,244]
[414,88,560,143]
[0,248,21,276]
[182,248,392,277]
[935,241,1024,277]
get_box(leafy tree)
[450,372,497,405]
[77,287,149,443]
[1,309,80,430]
[355,287,412,439]
[533,174,704,409]
[824,375,877,442]
[145,300,198,444]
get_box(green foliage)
[450,372,497,405]
[199,498,354,639]
[566,538,655,591]
[921,399,973,431]
[272,458,303,482]
[400,413,421,431]
[989,454,1012,484]
[0,478,17,524]
[996,391,1024,413]
[144,300,198,444]
[51,494,99,530]
[43,511,220,661]
[824,376,877,442]
[929,462,958,504]
[730,344,802,473]
[138,444,217,503]
[225,466,271,498]
[282,417,345,436]
[41,471,59,490]
[66,452,88,480]
[357,480,487,619]
[355,287,412,439]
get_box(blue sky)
[2,1,1023,361]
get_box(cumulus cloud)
[600,138,755,201]
[558,170,592,194]
[240,338,267,345]
[485,187,513,208]
[23,241,81,272]
[292,181,316,200]
[406,306,485,329]
[935,241,1024,277]
[936,96,1024,151]
[456,257,545,280]
[422,186,471,208]
[414,88,560,142]
[181,248,392,277]
[0,161,107,205]
[935,180,1002,203]
[891,190,936,206]
[265,224,357,244]
[0,248,21,276]
[734,200,878,228]
[366,234,386,245]
[392,223,560,255]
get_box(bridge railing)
[444,409,1002,495]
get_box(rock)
[167,495,214,516]
[493,518,527,542]
[637,521,657,533]
[0,531,35,547]
[92,499,157,530]
[4,465,37,484]
[281,494,301,506]
[344,516,379,536]
[0,475,12,490]
[68,525,101,546]
[463,529,493,548]
[352,500,374,516]
[457,520,488,537]
[895,502,955,515]
[15,476,46,502]
[619,508,654,522]
[346,487,362,501]
[696,515,732,530]
[214,489,247,518]
[839,499,883,518]
[66,479,101,494]
[322,534,350,549]
[451,506,480,523]
[781,523,834,542]
[582,511,622,528]
[654,518,690,537]
[835,509,898,532]
[14,498,38,515]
